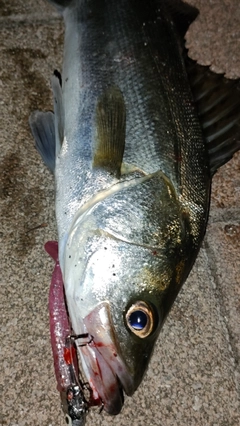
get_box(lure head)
[61,385,88,426]
[62,171,193,414]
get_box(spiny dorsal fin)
[186,56,240,176]
[166,0,199,37]
[93,86,126,178]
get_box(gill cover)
[64,169,186,261]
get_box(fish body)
[30,0,240,417]
[56,0,209,413]
[56,0,209,263]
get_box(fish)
[29,0,240,419]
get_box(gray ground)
[0,0,239,425]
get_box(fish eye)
[125,301,155,338]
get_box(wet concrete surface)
[0,1,239,425]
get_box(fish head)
[62,171,192,414]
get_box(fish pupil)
[129,310,148,330]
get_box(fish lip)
[75,302,134,415]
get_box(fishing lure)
[45,241,89,425]
[61,337,88,426]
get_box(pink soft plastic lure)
[45,241,90,426]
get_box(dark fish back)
[99,0,210,245]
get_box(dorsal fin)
[186,56,240,175]
[166,0,199,37]
[93,86,126,178]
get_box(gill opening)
[68,172,158,236]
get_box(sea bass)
[29,0,240,420]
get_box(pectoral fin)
[186,57,240,175]
[93,86,126,178]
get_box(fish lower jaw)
[78,344,125,415]
[74,301,135,414]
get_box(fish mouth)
[75,302,134,415]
